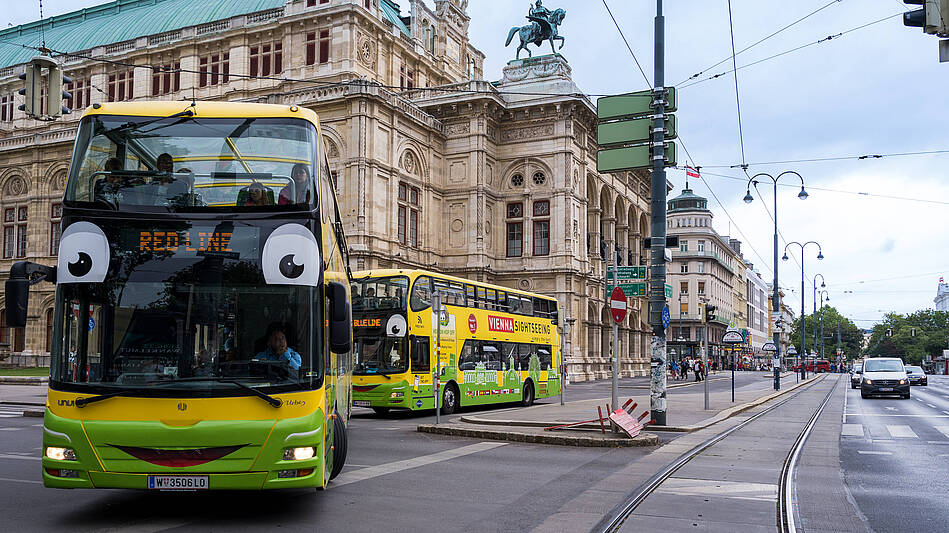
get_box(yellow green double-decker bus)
[4,101,354,490]
[350,270,561,414]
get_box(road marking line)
[845,414,949,418]
[332,441,508,487]
[943,411,949,415]
[0,476,40,484]
[934,427,949,438]
[0,454,40,461]
[928,404,937,408]
[886,425,918,438]
[857,450,892,455]
[655,478,777,502]
[884,407,897,411]
[0,428,21,431]
[841,423,864,437]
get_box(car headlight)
[864,379,872,385]
[45,447,77,461]
[283,447,315,461]
[899,379,906,385]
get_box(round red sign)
[609,286,627,324]
[468,313,477,334]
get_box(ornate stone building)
[0,0,652,379]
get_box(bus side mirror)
[327,281,352,354]
[4,277,30,328]
[5,261,56,328]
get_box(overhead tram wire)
[676,0,844,86]
[689,168,949,206]
[726,0,748,170]
[679,12,903,91]
[703,148,949,169]
[601,0,652,89]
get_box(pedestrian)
[694,359,701,382]
[681,358,689,381]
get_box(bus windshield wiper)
[75,389,138,408]
[145,377,282,408]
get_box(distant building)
[936,277,949,311]
[745,263,770,360]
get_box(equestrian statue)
[505,1,566,60]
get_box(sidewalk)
[419,372,816,446]
[0,384,49,406]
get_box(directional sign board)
[597,88,677,121]
[597,115,677,147]
[723,330,745,344]
[762,342,778,352]
[610,286,628,323]
[597,142,677,173]
[608,282,646,296]
[607,266,647,279]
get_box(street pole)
[819,293,826,359]
[434,292,442,425]
[611,240,619,428]
[648,0,669,426]
[772,182,781,391]
[801,267,806,381]
[703,304,709,410]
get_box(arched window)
[46,308,54,353]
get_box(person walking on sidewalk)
[681,358,689,381]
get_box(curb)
[417,424,659,447]
[459,374,825,434]
[0,376,48,385]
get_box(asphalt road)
[840,375,949,532]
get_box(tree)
[864,310,949,365]
[789,305,863,361]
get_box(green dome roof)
[668,186,708,213]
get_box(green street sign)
[608,282,646,296]
[664,283,673,298]
[607,266,646,279]
[597,115,676,148]
[597,142,677,173]
[596,88,677,121]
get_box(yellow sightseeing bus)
[4,101,354,490]
[350,269,561,414]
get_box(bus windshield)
[353,336,407,375]
[50,218,321,395]
[351,276,408,311]
[65,115,317,211]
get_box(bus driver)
[256,324,302,371]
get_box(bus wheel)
[371,407,390,416]
[329,414,348,480]
[441,383,459,415]
[521,380,535,407]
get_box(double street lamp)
[743,171,808,390]
[783,241,824,380]
[812,274,826,358]
[818,289,830,359]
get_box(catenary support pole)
[772,182,782,391]
[704,320,709,410]
[649,0,668,426]
[611,241,619,431]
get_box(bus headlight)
[390,392,404,398]
[46,447,77,461]
[283,447,315,461]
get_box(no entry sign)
[610,286,627,323]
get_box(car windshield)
[65,115,317,211]
[50,218,321,395]
[863,360,904,372]
[905,366,923,373]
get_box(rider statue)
[529,1,552,23]
[505,1,566,59]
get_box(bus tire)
[371,407,390,416]
[329,414,347,480]
[521,380,535,407]
[441,383,459,415]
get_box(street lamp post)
[812,274,826,355]
[819,290,830,359]
[783,241,824,380]
[743,171,808,391]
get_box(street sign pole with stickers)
[722,329,744,402]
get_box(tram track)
[594,374,841,533]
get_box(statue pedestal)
[497,54,580,103]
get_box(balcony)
[671,249,735,274]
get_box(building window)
[306,0,330,6]
[151,62,181,96]
[698,240,705,252]
[320,30,331,64]
[680,302,688,316]
[250,41,283,77]
[65,76,91,111]
[199,53,230,87]
[680,281,688,294]
[680,240,688,252]
[698,281,706,295]
[0,307,25,353]
[398,182,420,247]
[0,92,12,122]
[533,200,550,256]
[45,308,54,353]
[49,203,62,256]
[365,0,372,8]
[0,309,7,347]
[506,202,523,257]
[680,263,688,274]
[3,206,27,259]
[697,261,705,274]
[305,32,316,65]
[511,173,524,187]
[400,64,415,89]
[108,70,134,102]
[532,172,546,186]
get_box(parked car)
[860,357,910,399]
[813,359,831,373]
[850,361,863,389]
[905,365,928,386]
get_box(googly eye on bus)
[261,223,322,286]
[57,222,111,283]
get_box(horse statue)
[505,7,566,60]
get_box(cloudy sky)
[6,1,949,329]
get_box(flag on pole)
[686,166,700,179]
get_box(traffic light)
[47,62,72,118]
[903,0,949,35]
[17,60,42,117]
[886,328,893,337]
[705,305,716,322]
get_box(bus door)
[409,335,431,398]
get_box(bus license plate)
[148,475,209,490]
[879,387,893,392]
[353,400,371,407]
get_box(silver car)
[850,361,863,389]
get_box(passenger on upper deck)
[278,163,312,205]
